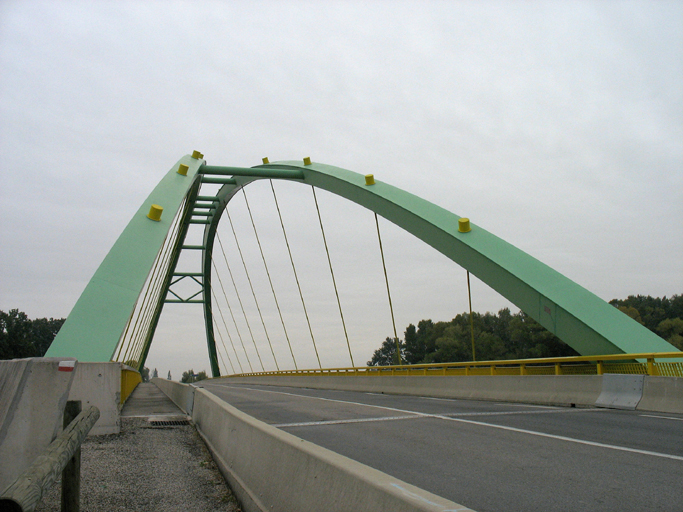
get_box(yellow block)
[191,150,204,159]
[177,164,189,176]
[303,156,312,165]
[365,174,375,185]
[147,204,163,221]
[458,218,471,233]
[262,157,270,164]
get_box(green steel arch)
[46,154,678,374]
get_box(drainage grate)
[149,420,190,427]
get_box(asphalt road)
[201,381,683,512]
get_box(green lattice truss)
[46,154,678,375]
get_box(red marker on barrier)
[58,361,76,372]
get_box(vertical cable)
[312,186,355,367]
[467,271,476,361]
[242,187,297,370]
[374,213,401,365]
[223,214,266,371]
[216,232,256,372]
[209,284,243,373]
[270,180,321,369]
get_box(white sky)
[1,1,681,379]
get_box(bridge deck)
[202,381,683,512]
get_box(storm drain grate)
[149,420,190,427]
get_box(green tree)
[367,337,405,366]
[0,309,65,359]
[657,318,683,350]
[181,369,208,383]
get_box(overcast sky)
[1,1,681,378]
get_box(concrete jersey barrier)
[226,374,604,407]
[0,358,77,492]
[225,374,683,413]
[152,378,195,415]
[192,388,472,512]
[153,379,471,512]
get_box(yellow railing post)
[647,357,658,376]
[490,365,496,376]
[520,364,527,376]
[597,361,604,375]
[555,362,562,375]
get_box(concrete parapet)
[152,378,195,415]
[226,375,604,407]
[637,376,683,414]
[192,387,472,512]
[0,358,77,492]
[595,374,644,410]
[67,362,122,435]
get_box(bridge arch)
[46,154,677,374]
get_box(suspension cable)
[209,283,243,373]
[223,214,267,371]
[216,232,256,372]
[374,213,401,365]
[311,186,355,367]
[118,200,184,364]
[467,271,476,361]
[213,310,235,374]
[226,208,277,370]
[242,187,298,370]
[270,180,320,369]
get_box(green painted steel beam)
[48,153,677,373]
[199,161,676,360]
[200,165,304,180]
[46,155,204,361]
[200,177,237,185]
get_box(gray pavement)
[35,383,240,512]
[202,380,683,512]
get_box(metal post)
[62,401,82,512]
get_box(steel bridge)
[45,152,678,374]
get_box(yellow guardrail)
[227,352,683,378]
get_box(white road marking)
[493,402,560,409]
[640,414,683,422]
[213,384,683,462]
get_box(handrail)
[224,352,683,378]
[0,404,100,512]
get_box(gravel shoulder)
[35,385,241,512]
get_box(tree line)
[368,294,683,366]
[0,309,64,360]
[3,294,681,369]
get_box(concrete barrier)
[67,362,122,435]
[0,358,77,492]
[637,376,683,414]
[192,388,472,512]
[595,374,644,410]
[152,378,195,415]
[226,375,604,407]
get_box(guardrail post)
[555,363,562,375]
[646,358,657,376]
[62,400,81,512]
[490,365,496,376]
[597,361,604,375]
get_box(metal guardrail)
[0,402,100,512]
[226,352,683,379]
